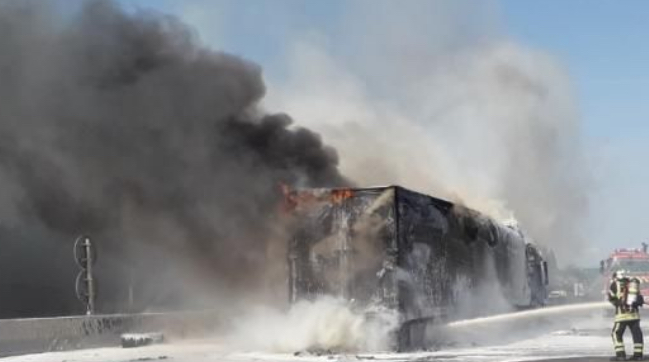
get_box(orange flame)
[278,184,355,214]
[279,183,297,212]
[330,189,354,203]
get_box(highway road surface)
[1,317,636,362]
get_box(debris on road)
[121,333,165,348]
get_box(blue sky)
[504,0,649,139]
[501,0,649,262]
[111,0,649,264]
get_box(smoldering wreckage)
[0,0,554,354]
[285,186,549,350]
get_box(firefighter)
[609,270,645,361]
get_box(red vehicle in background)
[601,243,649,297]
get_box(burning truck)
[284,186,549,350]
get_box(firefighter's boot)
[632,345,644,361]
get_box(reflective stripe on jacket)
[609,278,644,322]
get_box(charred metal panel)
[395,187,531,324]
[287,185,546,347]
[288,188,398,309]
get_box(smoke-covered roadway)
[0,328,617,362]
[0,309,625,362]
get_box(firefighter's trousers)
[612,319,644,358]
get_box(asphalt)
[526,358,646,362]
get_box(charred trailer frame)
[285,186,548,350]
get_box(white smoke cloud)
[228,296,399,353]
[264,1,590,265]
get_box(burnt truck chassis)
[286,186,548,350]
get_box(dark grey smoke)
[0,0,346,317]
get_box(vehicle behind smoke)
[600,247,649,298]
[285,186,549,350]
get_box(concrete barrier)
[0,310,221,357]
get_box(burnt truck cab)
[285,186,549,350]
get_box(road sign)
[74,235,96,269]
[73,235,96,315]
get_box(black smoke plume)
[0,0,346,317]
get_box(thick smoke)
[229,297,399,353]
[0,0,346,317]
[268,1,590,265]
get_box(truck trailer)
[284,186,549,350]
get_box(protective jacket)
[609,277,644,322]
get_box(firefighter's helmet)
[613,270,626,280]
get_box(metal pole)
[128,270,134,312]
[84,237,95,315]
